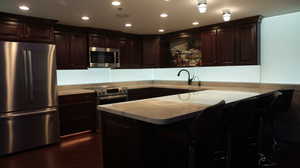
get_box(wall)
[57,66,260,85]
[152,66,261,83]
[57,11,300,86]
[57,68,153,85]
[261,12,300,84]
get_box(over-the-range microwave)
[89,47,120,68]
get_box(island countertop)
[97,89,276,125]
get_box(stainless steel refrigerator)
[0,41,60,156]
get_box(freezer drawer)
[0,108,60,156]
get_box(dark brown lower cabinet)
[101,112,190,168]
[59,93,96,136]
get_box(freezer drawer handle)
[0,108,56,119]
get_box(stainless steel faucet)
[177,69,194,85]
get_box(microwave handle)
[114,52,116,65]
[114,51,119,64]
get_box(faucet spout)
[177,69,194,85]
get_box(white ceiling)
[1,0,300,34]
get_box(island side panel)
[101,111,191,168]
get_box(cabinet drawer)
[59,93,96,105]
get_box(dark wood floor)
[0,133,299,168]
[0,133,102,168]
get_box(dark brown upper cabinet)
[0,12,57,43]
[55,30,71,69]
[106,35,120,49]
[55,28,88,69]
[23,23,54,43]
[163,16,261,67]
[120,39,130,67]
[142,36,161,68]
[216,25,236,65]
[201,29,217,66]
[120,37,142,68]
[236,22,259,65]
[158,37,171,67]
[70,32,88,69]
[0,20,23,41]
[89,33,106,48]
[88,33,120,49]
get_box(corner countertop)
[97,89,276,125]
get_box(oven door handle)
[97,95,128,101]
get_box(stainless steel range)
[89,86,128,105]
[87,86,128,132]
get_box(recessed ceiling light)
[112,1,121,6]
[197,0,207,13]
[19,5,30,11]
[125,23,132,27]
[192,21,199,25]
[160,13,168,18]
[223,10,231,22]
[81,16,90,21]
[158,29,165,33]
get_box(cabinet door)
[159,38,172,67]
[120,38,142,68]
[70,32,88,69]
[142,37,160,68]
[120,39,131,68]
[59,93,96,136]
[0,20,22,41]
[201,30,217,66]
[236,23,258,65]
[54,31,71,69]
[23,23,54,43]
[89,33,106,48]
[217,26,235,65]
[106,36,120,49]
[59,102,96,136]
[130,38,142,68]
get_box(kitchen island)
[98,89,276,168]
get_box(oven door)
[89,48,119,68]
[97,95,128,105]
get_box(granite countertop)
[98,89,275,125]
[57,84,201,96]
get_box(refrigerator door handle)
[0,108,57,119]
[27,49,34,102]
[23,49,29,100]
